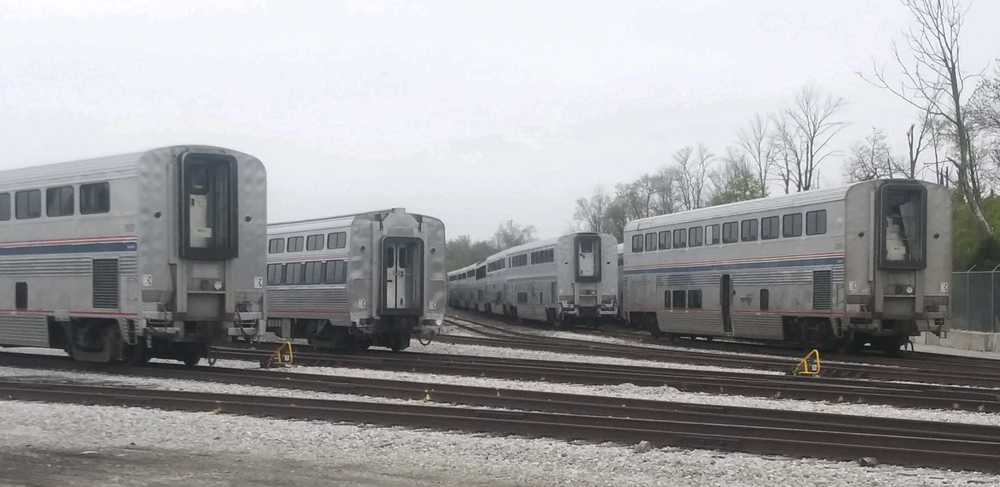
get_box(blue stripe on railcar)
[0,242,137,256]
[623,256,844,275]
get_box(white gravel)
[2,399,997,486]
[916,343,1000,359]
[414,340,788,376]
[266,362,1000,427]
[0,365,510,413]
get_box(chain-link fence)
[952,268,1000,333]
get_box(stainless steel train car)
[447,263,478,310]
[448,232,619,326]
[0,146,267,364]
[622,179,950,353]
[265,208,445,351]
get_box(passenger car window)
[80,182,110,214]
[741,219,758,241]
[644,232,656,251]
[806,210,827,235]
[722,222,738,243]
[46,186,74,217]
[673,229,686,248]
[761,216,779,240]
[707,224,719,244]
[631,234,643,253]
[287,236,304,252]
[306,234,324,251]
[782,213,803,237]
[15,190,41,219]
[0,193,9,221]
[688,226,703,247]
[268,238,285,254]
[658,231,670,250]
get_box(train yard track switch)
[793,349,821,376]
[261,342,295,368]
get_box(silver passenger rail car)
[447,263,479,310]
[623,179,950,354]
[468,232,619,327]
[266,208,446,351]
[0,146,267,364]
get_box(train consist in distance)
[266,208,446,351]
[0,146,267,365]
[621,179,951,354]
[449,232,619,327]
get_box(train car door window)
[760,289,769,311]
[179,153,238,260]
[576,235,601,281]
[15,282,27,310]
[0,193,9,221]
[878,184,927,269]
[663,290,671,309]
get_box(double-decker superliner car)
[623,180,950,354]
[265,208,445,351]
[448,232,619,327]
[0,146,267,365]
[447,263,478,310]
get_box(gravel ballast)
[1,400,998,486]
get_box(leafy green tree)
[709,160,766,206]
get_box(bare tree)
[925,115,951,185]
[573,187,611,233]
[675,144,712,210]
[493,220,536,250]
[772,86,846,192]
[650,166,680,216]
[736,113,777,196]
[863,0,990,234]
[846,128,900,182]
[904,107,935,179]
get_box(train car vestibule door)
[721,274,733,334]
[383,238,422,313]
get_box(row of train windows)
[633,210,827,253]
[266,260,348,285]
[663,289,771,310]
[663,290,704,309]
[0,182,111,221]
[268,232,347,254]
[487,258,506,272]
[530,248,555,265]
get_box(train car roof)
[0,145,247,188]
[269,208,442,234]
[624,183,860,232]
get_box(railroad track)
[196,347,1000,413]
[0,358,998,472]
[442,316,1000,388]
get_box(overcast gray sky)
[1,0,998,241]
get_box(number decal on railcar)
[142,274,153,287]
[941,282,949,293]
[254,277,263,289]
